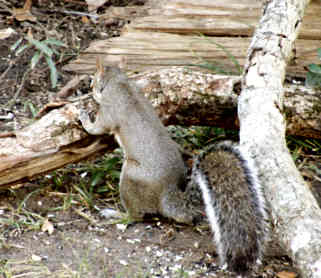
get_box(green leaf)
[109,170,120,180]
[28,102,38,118]
[51,48,60,56]
[10,37,23,52]
[103,157,121,171]
[45,56,58,88]
[308,63,321,74]
[90,171,105,187]
[306,71,321,88]
[197,34,242,74]
[30,52,43,69]
[26,37,53,57]
[15,44,31,56]
[42,38,67,47]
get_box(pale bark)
[134,68,321,138]
[238,0,321,277]
[0,104,115,187]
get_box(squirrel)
[79,60,270,274]
[80,58,198,224]
[189,141,270,274]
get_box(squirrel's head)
[92,57,128,98]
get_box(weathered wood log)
[0,68,320,188]
[133,68,321,139]
[238,0,321,276]
[0,104,116,187]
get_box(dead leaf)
[81,16,90,24]
[0,28,16,40]
[276,271,298,278]
[41,218,54,235]
[85,0,109,12]
[36,101,70,118]
[12,0,37,22]
[27,28,33,39]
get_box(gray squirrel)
[79,60,270,274]
[80,59,197,224]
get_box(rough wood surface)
[64,0,321,77]
[64,31,320,77]
[133,68,321,138]
[238,0,321,277]
[132,0,321,39]
[0,104,115,187]
[1,68,320,188]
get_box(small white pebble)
[119,260,128,266]
[100,208,123,219]
[171,264,182,272]
[175,255,183,261]
[145,246,151,252]
[116,224,127,232]
[31,254,42,262]
[156,250,163,257]
[126,239,135,244]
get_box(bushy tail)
[192,141,270,274]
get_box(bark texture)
[0,104,115,187]
[238,1,321,277]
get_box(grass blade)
[26,37,53,57]
[42,38,67,47]
[45,56,58,88]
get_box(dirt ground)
[0,1,320,277]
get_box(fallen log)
[0,68,320,187]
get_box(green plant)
[23,101,38,118]
[73,152,122,208]
[10,32,66,88]
[306,48,321,88]
[188,34,242,75]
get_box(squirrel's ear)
[96,56,104,75]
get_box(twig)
[8,69,31,110]
[0,61,13,82]
[61,9,100,19]
[63,0,88,6]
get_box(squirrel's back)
[192,141,269,274]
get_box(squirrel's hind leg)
[119,174,159,221]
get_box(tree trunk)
[238,0,321,277]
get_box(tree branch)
[238,0,321,277]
